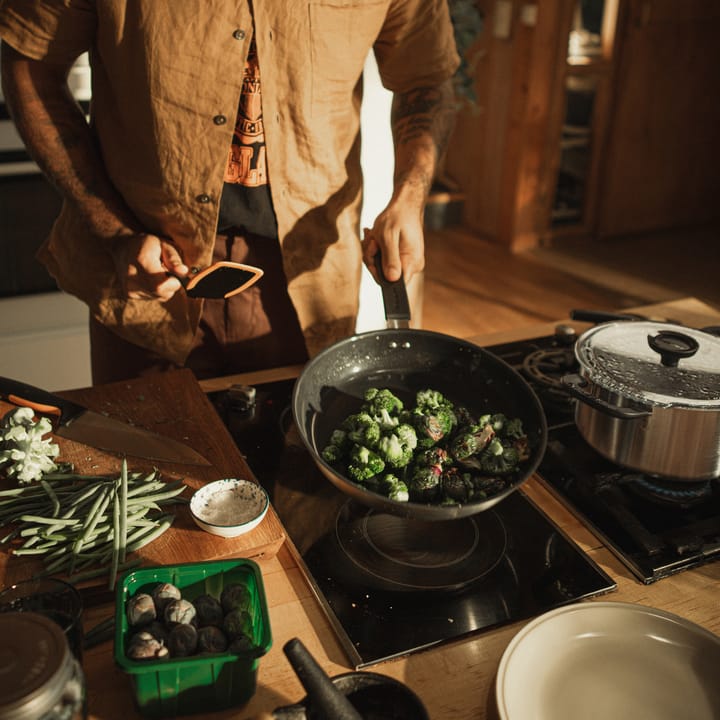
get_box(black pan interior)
[292,328,548,519]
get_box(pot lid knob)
[647,330,699,367]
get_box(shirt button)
[213,115,227,125]
[233,29,246,40]
[196,193,211,204]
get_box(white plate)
[190,478,269,538]
[496,601,720,720]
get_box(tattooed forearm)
[391,80,456,156]
[389,79,456,202]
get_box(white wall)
[0,292,91,391]
[356,51,394,333]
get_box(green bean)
[1,464,184,585]
[119,459,128,563]
[109,483,121,590]
[40,480,61,517]
[18,515,82,526]
[125,517,173,554]
[72,484,113,560]
[13,546,56,556]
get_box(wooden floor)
[420,225,720,339]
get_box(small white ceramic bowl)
[190,478,269,538]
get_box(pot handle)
[647,330,699,367]
[561,374,652,419]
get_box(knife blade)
[0,376,211,466]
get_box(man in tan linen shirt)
[0,1,460,381]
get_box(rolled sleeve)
[373,0,460,93]
[0,0,95,62]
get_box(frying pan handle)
[373,253,411,329]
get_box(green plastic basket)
[114,559,272,718]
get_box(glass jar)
[0,612,87,720]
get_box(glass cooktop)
[210,378,616,668]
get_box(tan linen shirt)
[0,0,460,364]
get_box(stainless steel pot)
[563,321,720,480]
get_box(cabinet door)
[597,0,720,236]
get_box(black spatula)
[182,260,263,298]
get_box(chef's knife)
[0,376,211,466]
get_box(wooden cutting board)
[0,368,285,589]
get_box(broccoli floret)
[415,389,448,410]
[377,433,413,468]
[503,417,525,440]
[341,412,381,447]
[395,423,418,450]
[479,444,521,475]
[364,388,403,414]
[379,474,409,502]
[321,428,349,465]
[321,444,343,465]
[362,388,403,430]
[347,444,385,482]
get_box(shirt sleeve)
[0,0,95,63]
[373,0,461,93]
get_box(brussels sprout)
[197,625,229,654]
[127,631,168,660]
[126,593,156,627]
[223,608,253,640]
[228,633,255,654]
[164,598,197,626]
[166,623,198,657]
[220,582,251,614]
[151,582,182,613]
[193,593,224,628]
[144,620,169,645]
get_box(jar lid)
[0,612,74,720]
[574,321,720,408]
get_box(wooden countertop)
[7,298,720,719]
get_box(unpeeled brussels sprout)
[223,608,253,640]
[220,582,251,614]
[127,631,169,660]
[164,598,197,626]
[193,594,224,628]
[197,625,229,654]
[151,582,181,613]
[167,623,198,657]
[127,593,157,627]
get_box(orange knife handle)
[0,376,78,423]
[7,394,62,417]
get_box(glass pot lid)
[574,321,720,408]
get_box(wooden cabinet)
[443,0,720,250]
